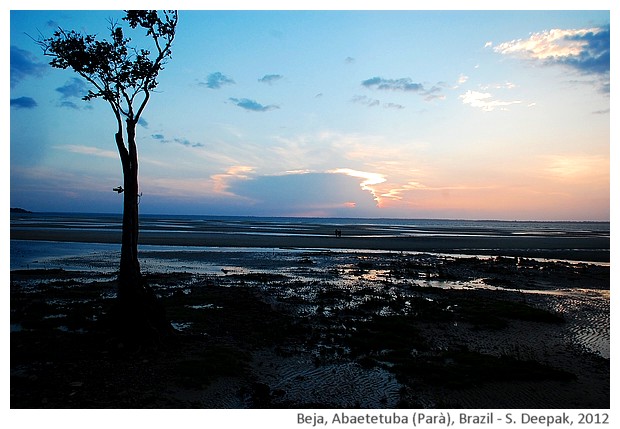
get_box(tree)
[38,10,178,342]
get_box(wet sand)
[10,225,610,262]
[10,215,610,409]
[11,242,610,409]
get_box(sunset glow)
[9,7,610,220]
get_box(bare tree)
[37,10,178,342]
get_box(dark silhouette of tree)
[37,10,178,343]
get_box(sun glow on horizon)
[9,10,610,221]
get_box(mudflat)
[10,242,610,408]
[10,221,610,263]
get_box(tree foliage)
[36,11,179,342]
[38,10,177,125]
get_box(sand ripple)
[549,290,610,359]
[252,349,401,408]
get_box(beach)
[10,213,610,409]
[10,212,611,262]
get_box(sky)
[8,3,613,220]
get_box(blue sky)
[8,3,613,220]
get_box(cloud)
[10,165,117,212]
[10,97,38,109]
[351,95,404,109]
[329,168,386,187]
[200,72,235,89]
[384,102,405,110]
[138,118,149,128]
[210,165,255,197]
[10,46,47,88]
[328,168,387,204]
[59,101,80,110]
[481,82,517,90]
[54,78,94,109]
[56,78,88,99]
[459,90,522,112]
[151,133,204,148]
[229,98,279,112]
[494,26,610,77]
[258,74,283,84]
[362,76,424,92]
[226,171,382,216]
[173,138,205,148]
[199,167,387,216]
[422,85,445,101]
[362,76,445,101]
[54,144,118,159]
[562,27,610,75]
[351,95,380,107]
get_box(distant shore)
[11,227,610,263]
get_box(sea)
[10,211,611,236]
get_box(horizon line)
[10,208,611,224]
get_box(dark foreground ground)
[10,251,610,409]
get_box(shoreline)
[11,228,611,263]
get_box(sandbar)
[11,227,610,262]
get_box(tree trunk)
[118,146,140,293]
[112,120,170,345]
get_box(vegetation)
[36,11,179,343]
